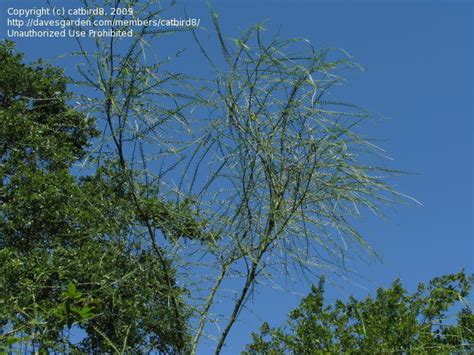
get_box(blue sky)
[2,0,472,353]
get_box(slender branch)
[191,262,229,354]
[214,257,260,354]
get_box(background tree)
[244,271,474,354]
[0,40,189,353]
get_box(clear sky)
[2,0,472,353]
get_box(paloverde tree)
[244,271,474,354]
[0,40,189,353]
[186,16,420,353]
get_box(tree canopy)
[244,271,474,354]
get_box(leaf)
[67,281,76,295]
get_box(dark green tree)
[244,271,474,354]
[0,40,189,353]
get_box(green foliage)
[0,40,189,353]
[0,242,187,352]
[140,195,215,243]
[0,40,97,171]
[81,161,214,243]
[244,271,474,354]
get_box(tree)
[244,271,474,354]
[0,40,189,353]
[187,16,415,353]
